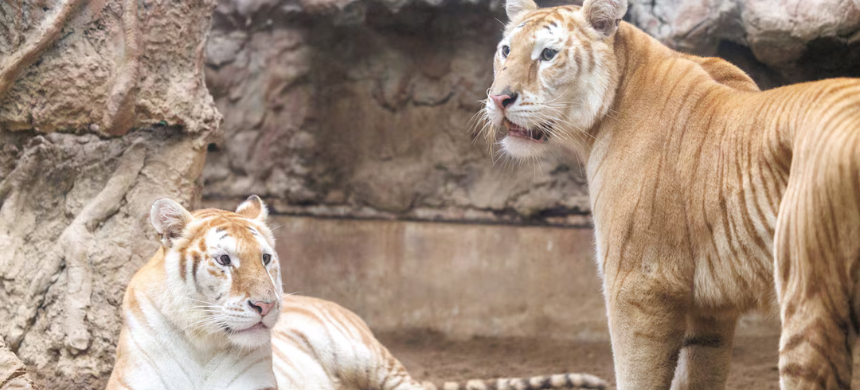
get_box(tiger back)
[107,195,284,390]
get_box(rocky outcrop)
[0,1,219,388]
[0,0,221,135]
[0,132,209,388]
[628,0,860,83]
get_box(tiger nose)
[249,300,275,317]
[490,93,518,110]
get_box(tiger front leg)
[605,274,688,390]
[670,311,738,390]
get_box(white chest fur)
[115,292,277,390]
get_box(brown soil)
[379,330,860,390]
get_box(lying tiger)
[108,196,607,390]
[481,0,860,389]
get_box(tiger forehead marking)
[185,213,278,300]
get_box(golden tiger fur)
[107,196,283,390]
[271,295,607,390]
[481,0,860,389]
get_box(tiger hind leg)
[774,126,860,390]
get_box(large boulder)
[0,0,220,388]
[628,0,860,81]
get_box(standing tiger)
[481,0,860,389]
[107,196,283,390]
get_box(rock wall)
[0,0,220,388]
[628,0,860,83]
[0,132,209,389]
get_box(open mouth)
[504,118,548,142]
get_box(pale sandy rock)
[0,0,221,135]
[0,338,37,390]
[628,0,860,76]
[0,132,210,389]
[0,1,220,388]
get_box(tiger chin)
[107,196,283,390]
[484,0,860,389]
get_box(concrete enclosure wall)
[271,216,780,339]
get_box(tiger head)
[149,195,283,348]
[484,0,627,159]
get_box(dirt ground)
[379,330,860,390]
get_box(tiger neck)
[579,22,805,258]
[585,23,796,180]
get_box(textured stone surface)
[0,338,37,390]
[0,1,220,388]
[0,131,209,389]
[0,0,221,135]
[628,0,860,81]
[203,1,592,226]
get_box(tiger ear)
[150,198,194,248]
[582,0,627,37]
[506,0,537,21]
[236,195,268,222]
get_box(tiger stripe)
[272,295,607,390]
[482,0,860,389]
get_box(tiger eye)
[262,254,272,266]
[217,254,231,266]
[502,45,511,58]
[541,48,558,61]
